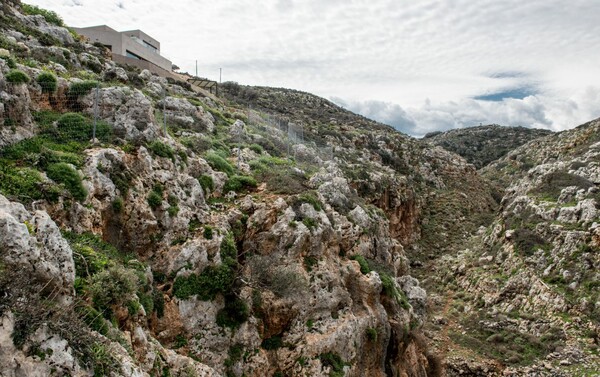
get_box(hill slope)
[423,124,553,169]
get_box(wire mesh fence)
[244,107,335,163]
[1,78,334,164]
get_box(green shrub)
[37,72,57,93]
[172,264,235,301]
[216,296,249,329]
[251,157,306,194]
[167,194,179,216]
[112,197,124,212]
[261,336,283,350]
[318,352,347,377]
[147,190,162,210]
[223,175,257,193]
[249,144,264,154]
[45,162,87,201]
[513,228,549,256]
[88,265,139,316]
[54,112,91,142]
[21,4,64,26]
[380,272,410,309]
[147,141,175,160]
[205,152,235,176]
[366,328,378,341]
[0,55,17,69]
[173,334,188,349]
[0,163,45,202]
[220,233,238,266]
[297,191,322,211]
[302,217,318,230]
[203,225,213,239]
[68,80,98,97]
[198,174,214,194]
[5,69,30,84]
[350,255,371,274]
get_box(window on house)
[126,50,142,60]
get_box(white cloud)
[27,0,600,134]
[334,86,600,137]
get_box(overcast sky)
[28,0,600,136]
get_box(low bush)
[249,144,264,154]
[172,264,235,300]
[198,174,214,194]
[147,190,162,210]
[0,163,47,202]
[261,335,283,350]
[366,327,378,341]
[220,233,237,266]
[319,352,347,377]
[147,141,175,160]
[513,228,549,256]
[68,80,98,98]
[88,265,139,317]
[302,217,318,230]
[248,255,307,297]
[203,225,213,239]
[45,162,87,201]
[205,152,235,176]
[21,4,65,26]
[36,72,57,93]
[223,175,257,193]
[350,255,370,274]
[5,69,30,84]
[250,157,306,194]
[53,112,111,143]
[380,272,410,309]
[0,55,17,69]
[297,191,322,211]
[216,296,249,329]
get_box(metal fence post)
[163,88,167,135]
[92,83,99,142]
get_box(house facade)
[73,25,173,73]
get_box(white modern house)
[73,25,173,75]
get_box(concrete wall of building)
[122,29,161,52]
[112,54,179,80]
[73,25,172,72]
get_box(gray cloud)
[28,0,600,133]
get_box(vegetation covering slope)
[423,124,553,169]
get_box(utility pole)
[219,68,222,83]
[195,60,198,77]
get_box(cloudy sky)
[28,0,600,136]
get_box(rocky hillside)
[423,125,553,169]
[420,119,600,376]
[1,1,599,376]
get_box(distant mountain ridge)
[423,124,553,169]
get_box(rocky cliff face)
[423,125,553,169]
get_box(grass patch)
[205,152,235,176]
[147,141,175,161]
[45,162,87,201]
[5,69,30,84]
[223,175,257,193]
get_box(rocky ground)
[0,1,599,376]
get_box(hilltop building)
[72,25,173,76]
